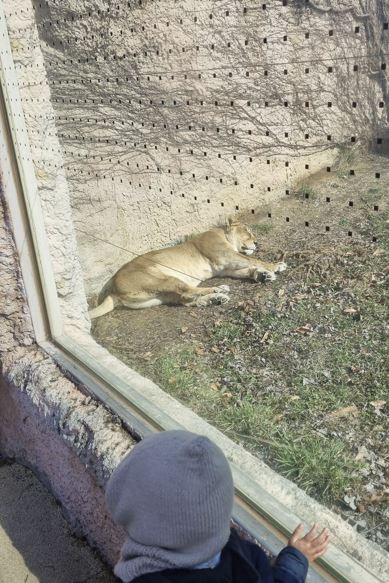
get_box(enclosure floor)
[92,153,388,550]
[0,460,117,583]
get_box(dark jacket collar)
[134,530,261,583]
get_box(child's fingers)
[314,534,330,551]
[312,541,330,560]
[303,523,318,542]
[289,523,304,544]
[312,528,330,547]
[312,536,330,559]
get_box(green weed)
[272,436,361,502]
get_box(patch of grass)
[252,223,273,236]
[336,143,360,167]
[272,436,361,502]
[154,346,364,504]
[366,211,389,248]
[292,184,317,199]
[216,400,281,445]
[211,321,245,342]
[155,350,223,421]
[336,169,350,179]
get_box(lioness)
[89,219,286,318]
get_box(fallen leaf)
[181,326,188,333]
[343,307,358,315]
[290,395,300,401]
[370,400,386,409]
[260,330,271,343]
[294,323,314,334]
[222,392,233,399]
[278,289,285,297]
[328,405,359,419]
[195,347,205,356]
[363,489,389,505]
[168,377,177,385]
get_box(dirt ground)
[92,153,388,550]
[0,459,117,583]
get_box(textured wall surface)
[3,0,90,329]
[4,0,388,295]
[0,192,133,565]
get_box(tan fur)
[89,220,287,318]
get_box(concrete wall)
[4,0,388,296]
[0,194,132,566]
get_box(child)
[106,430,330,582]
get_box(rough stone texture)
[0,192,134,566]
[3,0,90,331]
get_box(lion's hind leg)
[158,277,230,307]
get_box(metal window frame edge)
[0,8,384,583]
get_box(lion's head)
[225,218,257,255]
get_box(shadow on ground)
[0,460,118,583]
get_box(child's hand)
[288,523,330,562]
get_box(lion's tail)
[88,295,116,319]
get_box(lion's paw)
[275,262,287,273]
[210,293,230,305]
[253,269,276,283]
[263,271,277,282]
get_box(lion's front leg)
[252,260,287,282]
[221,257,287,283]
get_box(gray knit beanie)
[105,430,234,582]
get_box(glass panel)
[4,0,388,553]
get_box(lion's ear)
[226,216,239,231]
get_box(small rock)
[343,495,358,511]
